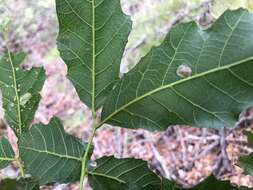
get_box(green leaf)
[0,52,45,136]
[88,156,161,190]
[0,178,39,190]
[237,131,253,177]
[243,130,253,145]
[102,8,253,131]
[163,175,249,190]
[88,157,248,190]
[18,118,87,185]
[56,0,132,111]
[0,137,15,169]
[187,175,250,190]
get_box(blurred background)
[0,0,253,189]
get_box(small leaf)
[56,0,132,111]
[102,9,253,131]
[243,130,253,145]
[0,137,15,169]
[0,178,39,190]
[186,175,248,190]
[88,156,161,190]
[0,52,45,136]
[162,175,249,190]
[237,131,253,177]
[18,118,87,185]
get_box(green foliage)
[237,131,253,177]
[243,130,253,145]
[0,178,39,190]
[0,52,45,136]
[238,153,253,178]
[88,157,249,190]
[0,1,253,190]
[163,175,250,190]
[19,118,87,185]
[88,157,161,190]
[56,0,132,111]
[102,9,253,131]
[186,176,249,190]
[0,137,15,169]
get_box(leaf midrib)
[7,48,22,135]
[0,157,15,161]
[91,0,96,114]
[88,171,126,184]
[101,56,253,126]
[20,146,82,161]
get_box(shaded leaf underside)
[237,131,253,177]
[189,176,250,190]
[19,118,86,185]
[102,8,253,131]
[56,0,132,111]
[0,137,15,169]
[88,157,249,190]
[0,52,45,136]
[0,178,39,190]
[88,156,161,190]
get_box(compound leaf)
[0,137,15,169]
[18,118,87,185]
[0,52,45,136]
[102,9,253,131]
[56,0,132,111]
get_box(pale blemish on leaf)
[20,93,32,106]
[176,64,192,78]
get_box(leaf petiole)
[15,157,24,177]
[79,119,97,190]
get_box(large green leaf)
[0,178,39,190]
[56,0,132,111]
[0,52,45,136]
[18,118,87,185]
[88,156,161,190]
[0,137,15,169]
[102,8,253,131]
